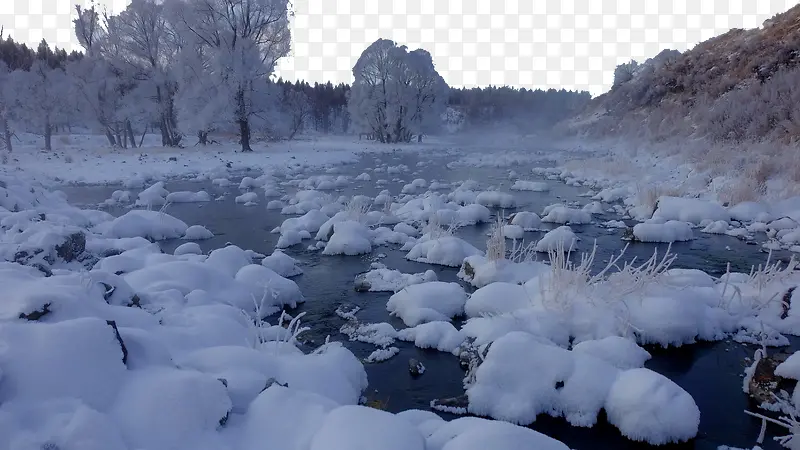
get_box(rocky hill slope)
[564,4,800,145]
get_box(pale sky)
[0,0,796,96]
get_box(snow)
[406,235,483,267]
[309,405,426,450]
[652,196,729,225]
[261,249,304,277]
[6,133,800,449]
[535,226,578,252]
[571,336,652,370]
[94,210,188,240]
[323,221,373,256]
[464,282,534,317]
[135,182,169,207]
[502,224,524,240]
[632,220,693,243]
[356,267,438,292]
[541,205,592,224]
[341,322,398,347]
[175,242,203,256]
[701,220,729,234]
[234,264,305,311]
[240,385,339,450]
[166,190,211,203]
[365,346,400,362]
[235,192,258,204]
[511,180,550,192]
[459,256,549,288]
[427,417,570,450]
[9,137,373,186]
[109,367,232,450]
[466,332,698,443]
[387,282,468,326]
[397,321,466,354]
[775,351,800,379]
[476,191,517,208]
[510,211,542,230]
[183,224,214,240]
[605,368,700,445]
[0,318,127,411]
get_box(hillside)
[565,4,800,144]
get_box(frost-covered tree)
[167,0,291,151]
[67,57,124,146]
[108,0,182,146]
[404,49,448,141]
[71,5,128,146]
[0,61,12,152]
[6,61,73,150]
[279,89,311,140]
[348,39,448,143]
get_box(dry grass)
[634,182,682,213]
[486,215,506,261]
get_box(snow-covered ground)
[3,132,800,449]
[0,134,436,186]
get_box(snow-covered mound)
[459,255,549,288]
[510,211,543,231]
[652,197,729,225]
[165,190,211,203]
[397,321,466,354]
[323,221,373,256]
[95,210,188,240]
[183,224,214,240]
[535,226,578,252]
[387,282,468,326]
[511,180,550,192]
[632,221,693,243]
[405,234,484,267]
[261,249,303,277]
[476,191,517,208]
[355,266,437,292]
[466,332,699,443]
[541,205,592,225]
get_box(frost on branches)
[167,0,291,152]
[348,39,448,144]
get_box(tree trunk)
[1,116,11,152]
[156,85,172,147]
[126,120,137,148]
[198,130,208,145]
[417,134,423,143]
[105,127,117,147]
[239,119,252,152]
[139,125,148,147]
[116,126,125,149]
[44,119,52,151]
[236,88,252,152]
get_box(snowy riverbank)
[3,136,800,448]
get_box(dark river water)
[59,150,795,450]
